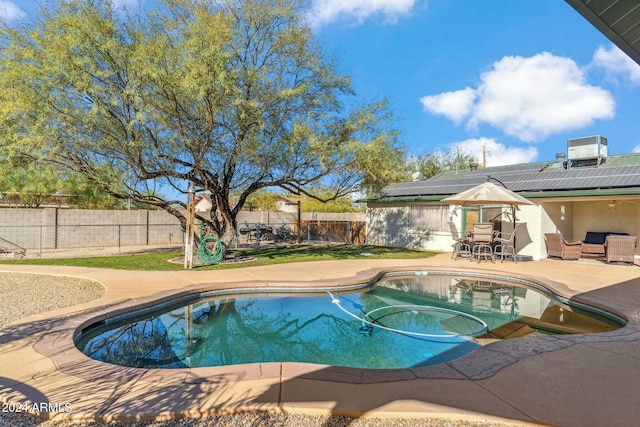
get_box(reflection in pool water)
[76,273,622,370]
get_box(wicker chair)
[544,233,582,260]
[605,235,637,265]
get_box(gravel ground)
[0,413,519,427]
[0,272,105,329]
[16,245,184,260]
[0,272,522,427]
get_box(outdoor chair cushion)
[584,232,607,245]
[582,231,630,256]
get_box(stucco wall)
[516,204,543,260]
[538,199,640,257]
[366,204,452,251]
[367,203,462,252]
[573,200,640,240]
[368,197,640,260]
[367,203,545,259]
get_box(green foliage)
[299,196,360,213]
[0,0,404,244]
[407,148,478,180]
[0,160,62,207]
[245,190,280,211]
[0,156,130,208]
[60,172,126,209]
[288,188,361,213]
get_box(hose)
[327,292,487,339]
[197,236,224,265]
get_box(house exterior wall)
[573,200,640,241]
[538,199,640,257]
[516,204,543,260]
[365,203,454,251]
[366,202,546,260]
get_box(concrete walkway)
[1,254,640,426]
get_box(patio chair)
[471,223,496,263]
[448,221,471,260]
[605,235,637,265]
[493,223,522,263]
[544,233,582,260]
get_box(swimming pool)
[76,272,623,370]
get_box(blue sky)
[5,0,640,169]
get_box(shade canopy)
[441,181,534,207]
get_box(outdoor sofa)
[582,231,629,256]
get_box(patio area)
[1,253,640,426]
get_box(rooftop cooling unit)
[567,136,607,168]
[567,135,607,160]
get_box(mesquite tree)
[0,0,405,246]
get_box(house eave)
[363,187,640,204]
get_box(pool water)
[76,273,622,369]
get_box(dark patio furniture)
[544,233,582,260]
[581,231,608,256]
[582,231,630,257]
[605,235,637,265]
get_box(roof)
[566,0,640,66]
[368,153,640,203]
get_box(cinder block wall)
[0,208,181,249]
[0,209,366,250]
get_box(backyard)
[0,244,436,271]
[3,253,640,426]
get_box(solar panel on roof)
[613,176,626,186]
[380,160,640,200]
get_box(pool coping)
[64,266,628,385]
[2,256,640,426]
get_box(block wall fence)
[0,208,366,250]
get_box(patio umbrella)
[440,181,533,207]
[441,180,534,258]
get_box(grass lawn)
[0,244,437,271]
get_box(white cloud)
[592,44,640,85]
[633,145,640,153]
[421,52,615,143]
[0,1,25,21]
[472,53,615,141]
[448,137,538,167]
[420,87,476,124]
[309,0,417,27]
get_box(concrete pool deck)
[1,253,640,426]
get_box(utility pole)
[482,144,487,168]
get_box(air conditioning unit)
[567,135,608,161]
